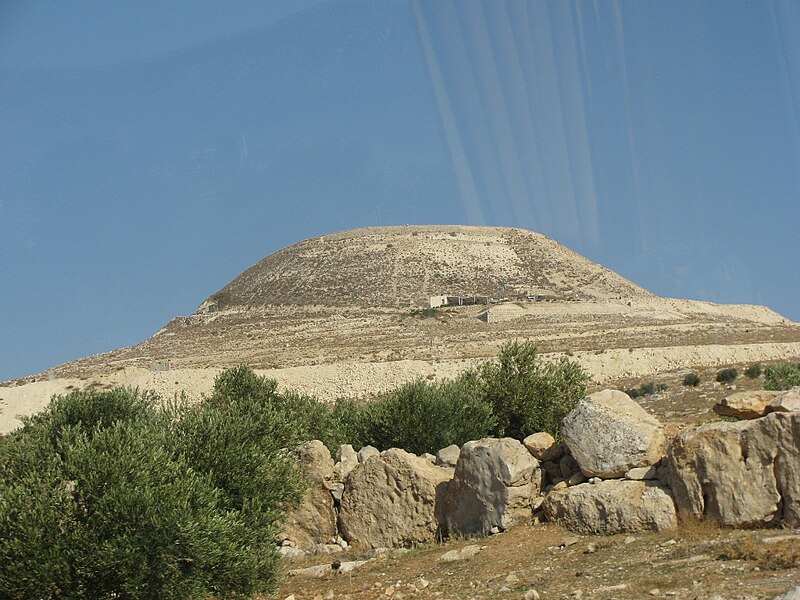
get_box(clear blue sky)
[2,0,799,381]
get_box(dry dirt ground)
[275,523,800,600]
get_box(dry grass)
[719,536,800,570]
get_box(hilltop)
[204,225,653,309]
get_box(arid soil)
[275,523,800,600]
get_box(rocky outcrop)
[712,390,780,419]
[338,448,453,549]
[542,480,677,534]
[438,438,541,536]
[562,389,666,478]
[282,441,338,549]
[668,411,800,527]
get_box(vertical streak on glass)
[411,0,486,225]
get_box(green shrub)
[716,368,738,383]
[355,373,495,455]
[479,341,588,440]
[764,362,800,391]
[744,363,763,379]
[683,372,701,387]
[205,365,343,451]
[625,388,641,399]
[409,307,437,318]
[638,382,656,396]
[0,377,306,599]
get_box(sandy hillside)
[3,225,799,433]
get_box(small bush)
[409,307,438,318]
[639,382,656,396]
[744,363,762,379]
[764,362,800,391]
[625,388,641,399]
[683,372,701,387]
[479,341,589,440]
[716,368,738,383]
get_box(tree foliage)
[355,374,496,455]
[0,379,307,600]
[479,341,589,440]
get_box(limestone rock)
[334,444,358,480]
[295,440,335,484]
[523,432,562,462]
[713,390,780,419]
[282,485,338,549]
[769,387,800,413]
[338,448,453,548]
[282,441,338,549]
[774,586,800,600]
[668,411,800,527]
[438,438,541,536]
[436,444,460,468]
[438,544,483,562]
[420,452,436,463]
[542,480,677,534]
[357,445,380,463]
[288,559,374,578]
[562,389,666,478]
[278,546,306,560]
[625,465,659,480]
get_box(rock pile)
[281,387,800,555]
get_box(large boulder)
[668,411,800,527]
[769,387,800,413]
[295,440,335,485]
[713,390,780,419]
[438,438,541,536]
[338,448,453,548]
[562,389,666,478]
[282,441,338,549]
[281,486,338,550]
[542,480,677,534]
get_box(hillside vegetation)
[0,342,586,599]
